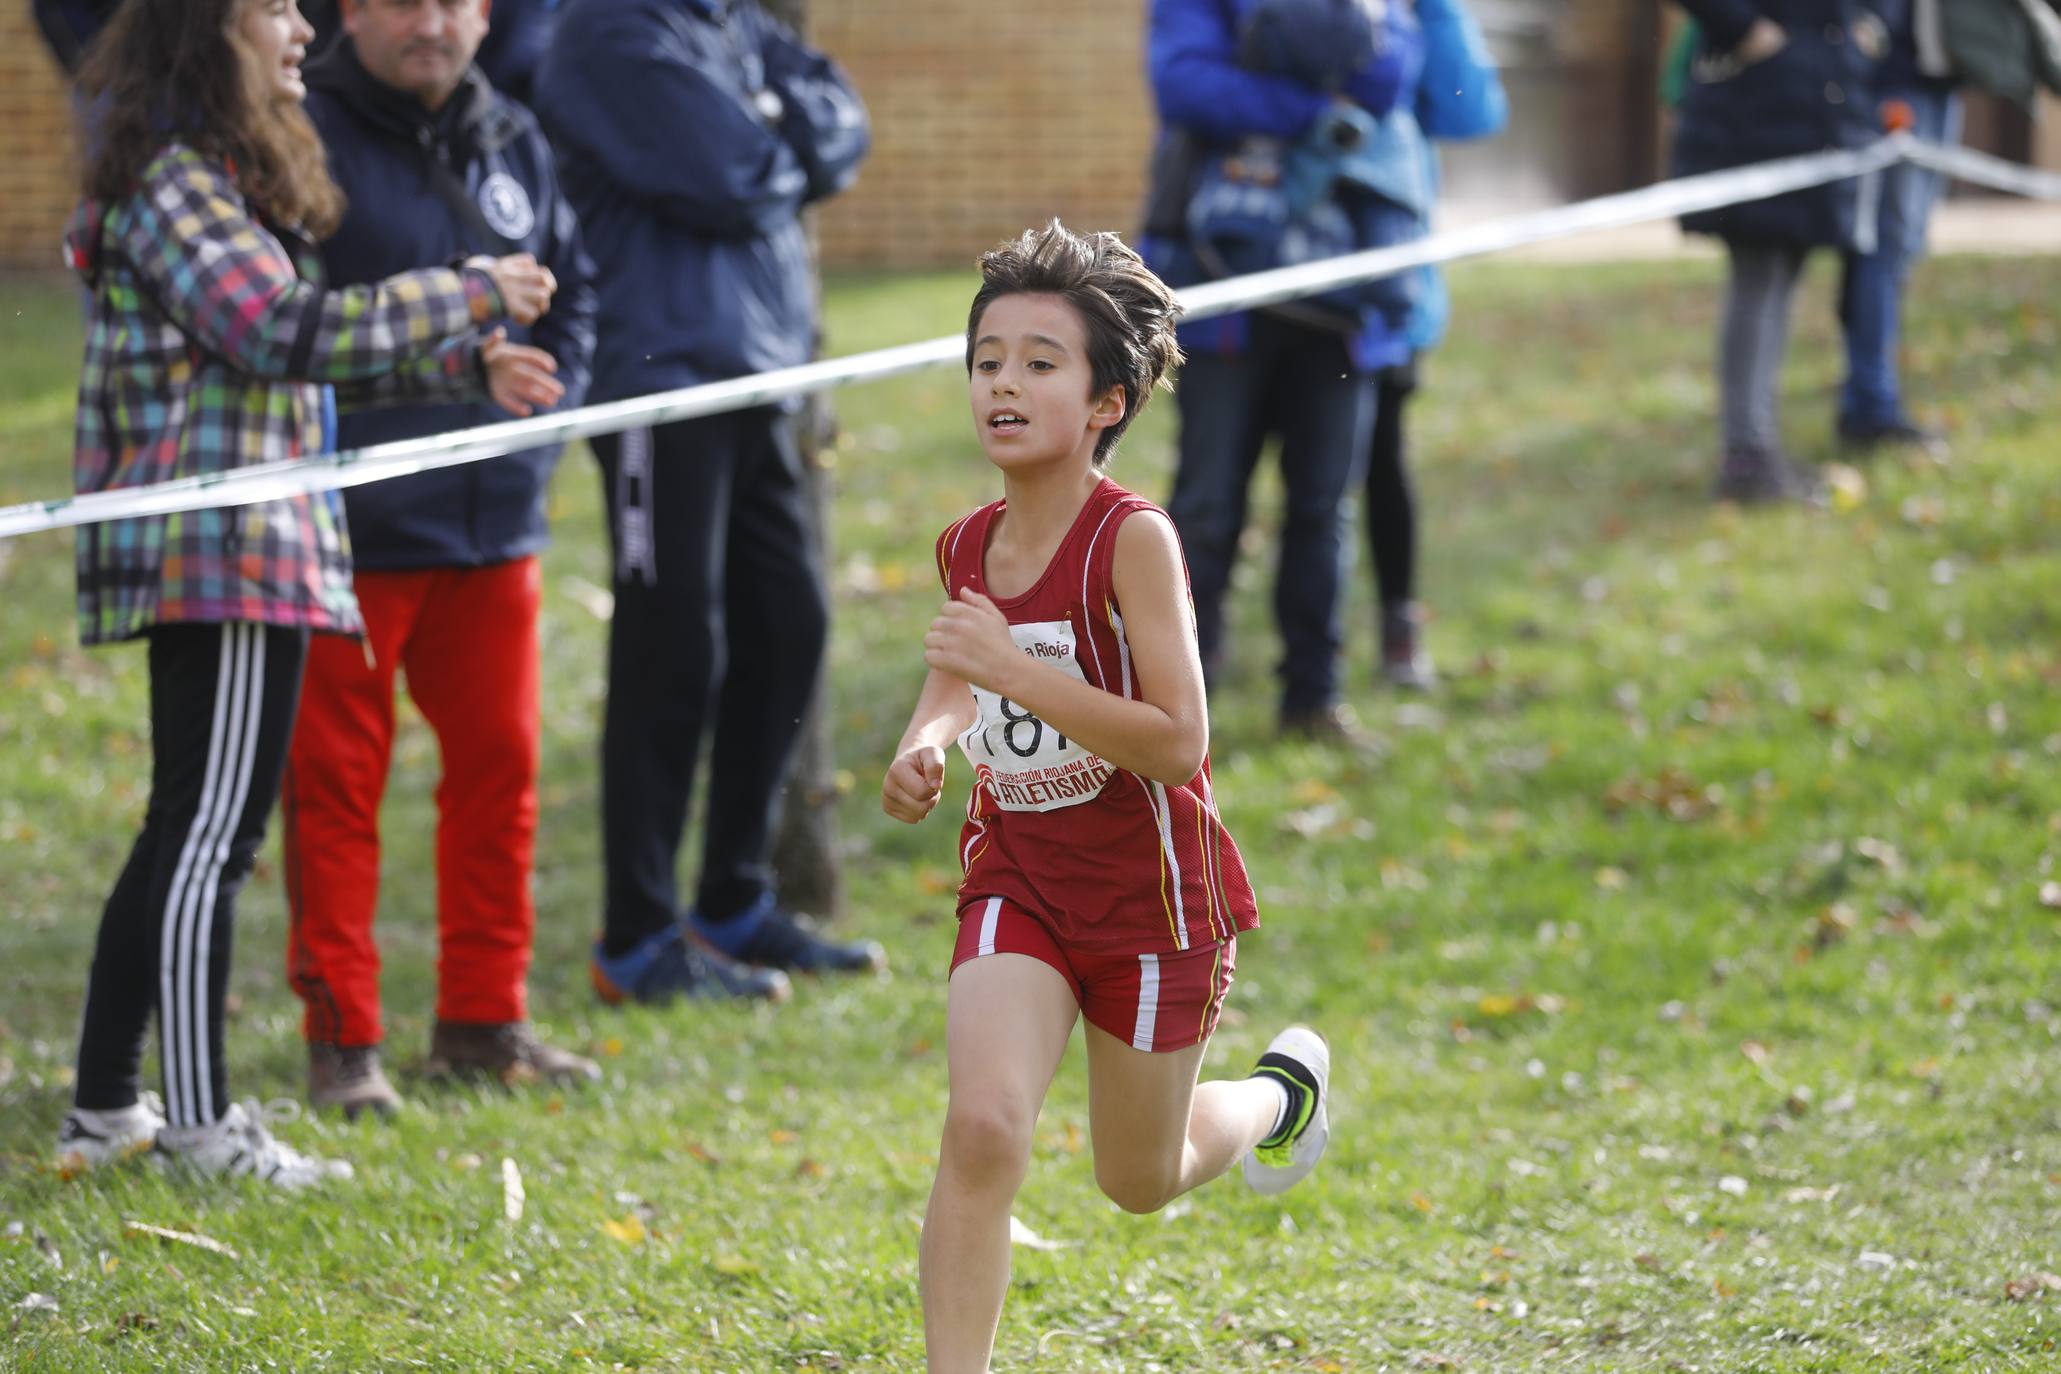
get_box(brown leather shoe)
[308,1042,401,1120]
[1280,702,1386,759]
[424,1020,601,1087]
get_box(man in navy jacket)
[280,0,599,1116]
[537,0,882,1006]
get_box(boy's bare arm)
[883,668,978,823]
[924,513,1210,787]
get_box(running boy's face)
[968,293,1126,474]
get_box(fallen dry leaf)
[683,1141,721,1166]
[599,1214,646,1246]
[2003,1273,2061,1301]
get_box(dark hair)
[79,0,345,238]
[966,221,1184,464]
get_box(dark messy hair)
[966,221,1184,465]
[79,0,345,238]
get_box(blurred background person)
[1143,0,1422,748]
[1667,0,1906,504]
[280,0,598,1118]
[1359,0,1507,691]
[538,0,884,1007]
[58,0,551,1186]
[1834,0,1960,456]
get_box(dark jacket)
[1669,0,1907,248]
[535,0,869,402]
[30,0,117,73]
[1140,0,1421,369]
[306,41,596,571]
[1935,0,2061,107]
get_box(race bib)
[957,620,1117,813]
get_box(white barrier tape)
[1,133,2053,542]
[1904,139,2061,203]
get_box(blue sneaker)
[691,896,887,976]
[591,926,790,1007]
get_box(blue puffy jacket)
[305,41,597,571]
[1401,0,1508,356]
[535,0,870,403]
[1141,0,1423,370]
[1669,0,1907,247]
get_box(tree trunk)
[764,0,845,920]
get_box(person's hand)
[481,328,564,417]
[471,253,557,326]
[923,589,1022,697]
[1734,17,1787,65]
[882,744,947,824]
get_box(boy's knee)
[940,1099,1035,1186]
[1094,1158,1180,1216]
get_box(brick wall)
[0,11,80,274]
[812,0,1159,269]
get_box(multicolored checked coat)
[66,142,503,645]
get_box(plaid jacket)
[67,142,503,645]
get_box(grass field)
[2,253,2058,1372]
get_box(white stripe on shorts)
[976,896,1002,958]
[1132,953,1161,1052]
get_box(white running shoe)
[157,1101,355,1190]
[1241,1026,1330,1196]
[55,1092,167,1174]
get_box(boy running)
[882,222,1332,1371]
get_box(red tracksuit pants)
[281,557,541,1047]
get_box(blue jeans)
[1167,314,1375,717]
[1838,84,1962,429]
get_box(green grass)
[3,252,2060,1372]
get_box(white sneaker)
[156,1101,354,1190]
[55,1092,167,1174]
[1241,1026,1331,1196]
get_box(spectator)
[1834,0,1959,455]
[538,0,885,1005]
[279,0,599,1118]
[1143,0,1422,747]
[56,0,554,1185]
[1360,0,1507,690]
[1667,1,1906,503]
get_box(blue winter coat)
[1141,0,1423,370]
[1669,0,1907,247]
[1399,0,1509,357]
[535,0,870,403]
[306,43,597,571]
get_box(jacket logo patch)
[478,172,535,241]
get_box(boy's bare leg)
[1082,1024,1282,1214]
[921,954,1080,1374]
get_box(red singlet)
[935,477,1260,954]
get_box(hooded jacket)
[535,0,870,402]
[305,41,597,571]
[66,143,502,646]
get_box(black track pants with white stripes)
[73,622,308,1128]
